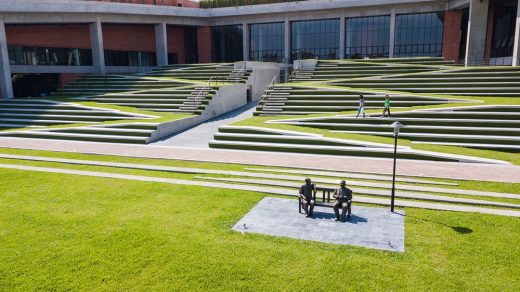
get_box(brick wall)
[167,26,185,63]
[92,0,198,8]
[102,24,156,52]
[58,73,84,87]
[197,26,212,63]
[484,5,494,60]
[442,10,463,63]
[6,24,91,48]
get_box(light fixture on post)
[390,121,404,213]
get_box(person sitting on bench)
[333,180,353,221]
[299,178,316,217]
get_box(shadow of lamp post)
[390,121,404,213]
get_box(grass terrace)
[0,147,519,290]
[214,57,520,164]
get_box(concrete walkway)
[0,137,520,183]
[1,163,519,217]
[152,102,257,148]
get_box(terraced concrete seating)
[1,123,158,144]
[290,58,451,82]
[273,106,520,151]
[0,100,146,129]
[255,85,462,116]
[1,154,518,216]
[75,85,218,114]
[147,63,252,83]
[53,75,190,96]
[209,126,504,163]
[331,65,520,97]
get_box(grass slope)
[0,169,519,290]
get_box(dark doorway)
[247,87,252,103]
[184,27,199,63]
[11,74,60,98]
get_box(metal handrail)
[229,63,246,82]
[194,76,214,108]
[289,60,301,80]
[261,75,278,103]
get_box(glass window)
[490,0,517,58]
[8,46,92,66]
[291,19,340,61]
[211,25,243,62]
[345,15,390,59]
[104,50,156,67]
[249,22,285,63]
[394,12,445,57]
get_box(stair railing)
[194,76,214,109]
[260,75,278,109]
[229,63,246,82]
[289,60,301,80]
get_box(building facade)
[1,0,519,98]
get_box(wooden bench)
[298,186,352,218]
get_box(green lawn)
[1,168,519,291]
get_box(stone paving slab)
[232,197,405,252]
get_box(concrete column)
[389,9,396,58]
[465,0,489,66]
[90,16,105,74]
[284,19,290,64]
[155,22,168,66]
[0,16,13,99]
[339,15,345,59]
[512,2,520,66]
[242,23,249,61]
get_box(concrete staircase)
[75,85,218,114]
[330,64,520,98]
[208,126,505,163]
[1,123,159,144]
[53,75,190,96]
[273,106,520,151]
[255,85,463,116]
[146,63,252,83]
[0,99,147,129]
[290,58,452,82]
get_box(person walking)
[381,95,391,117]
[356,94,366,118]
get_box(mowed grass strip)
[0,169,519,291]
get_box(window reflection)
[212,25,244,62]
[104,50,156,66]
[346,15,390,59]
[291,19,339,61]
[8,46,93,66]
[250,22,284,63]
[490,0,517,58]
[394,12,444,57]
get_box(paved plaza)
[232,197,405,252]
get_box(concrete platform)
[232,197,405,252]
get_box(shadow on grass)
[407,214,473,234]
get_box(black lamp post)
[390,121,404,213]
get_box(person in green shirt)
[381,95,391,117]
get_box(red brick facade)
[102,24,157,52]
[197,26,212,63]
[167,26,186,63]
[92,0,198,8]
[5,24,91,48]
[58,73,84,87]
[484,5,494,60]
[442,10,463,63]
